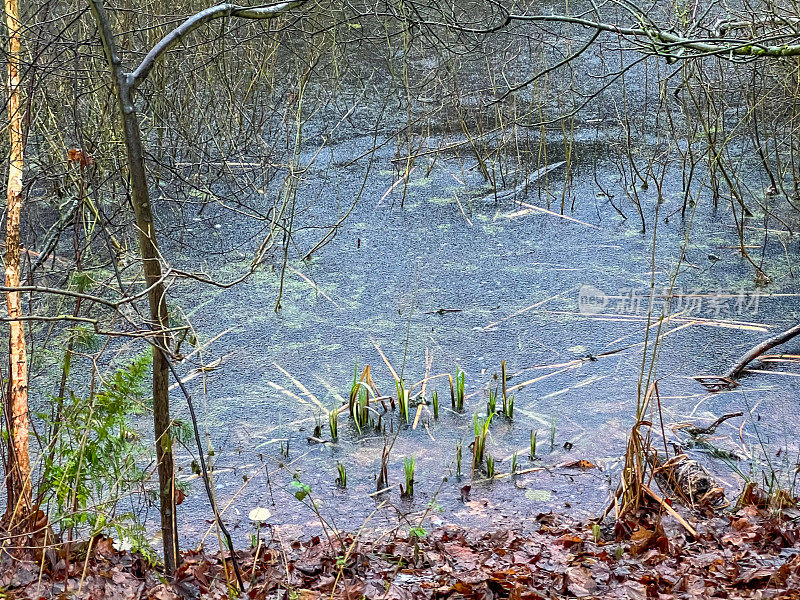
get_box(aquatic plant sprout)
[396,378,409,423]
[403,455,416,497]
[488,386,498,415]
[472,412,493,474]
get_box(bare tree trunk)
[88,0,308,576]
[88,0,178,575]
[3,0,31,524]
[121,96,179,577]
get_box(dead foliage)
[2,506,800,599]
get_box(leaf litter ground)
[3,504,800,599]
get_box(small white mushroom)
[248,507,271,522]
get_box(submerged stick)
[478,161,566,203]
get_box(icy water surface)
[161,130,800,548]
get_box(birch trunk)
[3,0,31,522]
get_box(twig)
[642,484,698,538]
[165,358,245,591]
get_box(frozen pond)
[161,127,800,548]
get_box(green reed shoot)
[353,387,370,433]
[348,361,359,416]
[500,361,514,418]
[328,403,339,440]
[487,386,498,415]
[396,378,409,423]
[486,454,495,478]
[550,418,557,451]
[530,429,537,460]
[360,387,370,428]
[456,440,462,477]
[511,452,518,474]
[472,412,493,472]
[336,462,347,488]
[454,368,465,410]
[503,394,514,419]
[403,455,416,497]
[280,439,290,458]
[432,389,439,419]
[501,360,508,402]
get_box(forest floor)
[2,502,800,599]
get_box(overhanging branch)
[131,1,309,88]
[505,12,800,59]
[410,7,800,61]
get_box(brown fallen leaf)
[565,565,597,597]
[558,459,597,470]
[629,524,668,557]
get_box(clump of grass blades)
[472,412,492,474]
[328,403,339,440]
[487,386,498,415]
[402,456,416,497]
[353,387,370,432]
[485,454,495,478]
[503,394,514,419]
[450,368,465,411]
[396,378,409,423]
[734,410,799,511]
[349,364,378,423]
[336,462,347,488]
[432,389,439,419]
[500,361,514,418]
[511,452,518,475]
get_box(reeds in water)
[396,378,409,423]
[450,368,465,411]
[501,361,514,419]
[402,455,416,497]
[336,462,347,488]
[472,412,492,474]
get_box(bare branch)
[0,285,118,308]
[131,1,309,88]
[504,12,800,59]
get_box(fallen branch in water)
[478,161,566,203]
[696,322,800,390]
[674,412,744,437]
